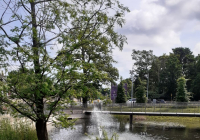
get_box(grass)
[146,116,200,129]
[0,117,38,140]
[102,104,200,113]
[113,114,200,129]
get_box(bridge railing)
[100,102,200,113]
[61,102,200,114]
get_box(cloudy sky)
[113,0,200,81]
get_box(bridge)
[65,102,200,124]
[84,110,200,125]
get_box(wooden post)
[130,114,133,126]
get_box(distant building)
[111,84,118,101]
[111,83,128,102]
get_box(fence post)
[72,105,74,114]
[159,103,161,113]
[112,103,113,113]
[82,103,84,113]
[130,114,133,126]
[145,103,146,113]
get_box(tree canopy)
[0,0,129,140]
[130,47,200,101]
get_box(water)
[50,107,200,140]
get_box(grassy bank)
[103,105,200,113]
[146,116,200,129]
[0,117,37,140]
[113,115,200,129]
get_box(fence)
[63,102,200,114]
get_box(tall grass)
[0,118,37,140]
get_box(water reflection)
[50,111,200,140]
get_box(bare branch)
[1,0,12,22]
[20,0,31,14]
[34,0,57,5]
[0,19,18,28]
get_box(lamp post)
[147,72,149,100]
[146,66,151,101]
[130,70,134,107]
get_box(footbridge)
[65,102,200,124]
[85,110,200,125]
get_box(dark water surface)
[50,111,200,140]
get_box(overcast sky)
[113,0,200,81]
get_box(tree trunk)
[83,96,88,108]
[36,119,48,140]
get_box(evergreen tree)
[135,78,147,103]
[116,78,127,103]
[176,77,190,102]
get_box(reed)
[0,118,37,140]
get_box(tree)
[164,54,182,100]
[176,77,190,102]
[131,49,154,100]
[191,56,200,100]
[192,73,200,100]
[131,49,154,78]
[172,47,195,92]
[121,78,132,98]
[172,47,194,75]
[148,56,163,99]
[116,78,127,103]
[100,88,110,96]
[0,0,129,140]
[135,77,146,103]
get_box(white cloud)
[112,46,133,81]
[193,43,200,56]
[113,0,200,80]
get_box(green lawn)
[101,104,200,113]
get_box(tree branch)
[0,0,11,22]
[34,0,57,5]
[20,0,31,14]
[46,85,71,122]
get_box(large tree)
[172,47,195,91]
[172,47,194,75]
[131,49,154,77]
[191,56,200,100]
[0,0,129,140]
[131,49,154,99]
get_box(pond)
[50,108,200,140]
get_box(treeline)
[131,47,200,101]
